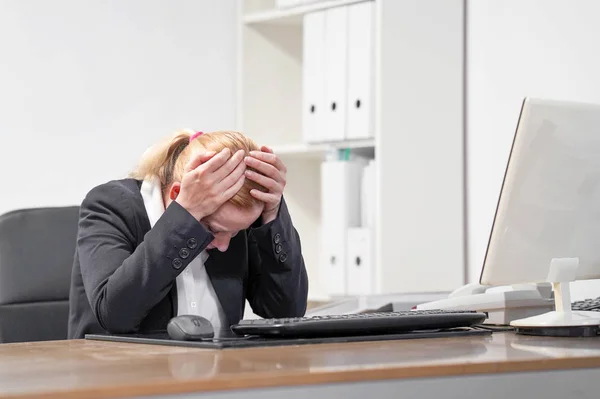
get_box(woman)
[67,130,308,339]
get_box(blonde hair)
[131,130,266,209]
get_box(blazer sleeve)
[77,181,213,333]
[245,197,309,318]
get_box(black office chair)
[0,206,79,343]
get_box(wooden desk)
[1,332,600,399]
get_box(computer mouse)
[167,315,214,341]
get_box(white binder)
[361,159,376,228]
[302,11,326,143]
[320,160,363,296]
[346,227,374,296]
[323,6,349,141]
[346,1,375,140]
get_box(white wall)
[378,0,465,293]
[467,0,600,299]
[0,0,237,215]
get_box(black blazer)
[67,178,308,339]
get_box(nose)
[210,234,231,252]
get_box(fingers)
[248,150,287,173]
[184,151,217,173]
[212,149,246,181]
[217,154,247,192]
[244,155,283,183]
[199,148,233,173]
[221,173,246,203]
[245,169,280,192]
[249,189,279,204]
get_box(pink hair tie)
[189,131,203,142]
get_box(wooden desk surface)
[1,332,600,399]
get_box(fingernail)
[245,170,252,176]
[249,151,259,156]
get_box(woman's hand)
[244,146,287,224]
[175,148,246,221]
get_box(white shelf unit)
[272,138,375,158]
[243,0,367,25]
[237,0,466,300]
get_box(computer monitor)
[480,97,600,333]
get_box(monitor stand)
[509,257,600,337]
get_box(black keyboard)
[572,297,600,312]
[231,309,487,338]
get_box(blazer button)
[179,248,190,259]
[273,233,281,244]
[172,258,183,270]
[187,238,198,249]
[275,243,282,254]
[279,252,288,263]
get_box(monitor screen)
[480,98,600,286]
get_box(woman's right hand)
[175,148,246,221]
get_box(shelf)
[243,0,368,25]
[272,138,375,157]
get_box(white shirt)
[140,176,226,332]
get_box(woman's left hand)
[244,146,287,224]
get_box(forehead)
[205,202,263,232]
